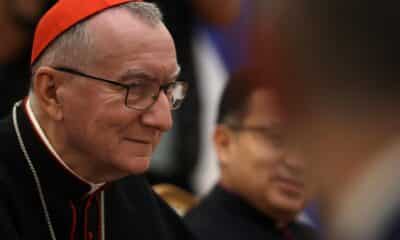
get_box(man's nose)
[283,152,305,174]
[141,91,173,131]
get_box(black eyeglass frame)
[51,66,188,111]
[227,124,285,148]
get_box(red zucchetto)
[31,0,142,64]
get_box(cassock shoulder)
[0,115,26,239]
[107,175,195,239]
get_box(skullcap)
[31,0,142,64]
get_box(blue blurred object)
[198,0,252,73]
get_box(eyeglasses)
[52,66,188,111]
[229,125,285,148]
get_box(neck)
[276,220,290,229]
[28,97,105,184]
[218,179,296,225]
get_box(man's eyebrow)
[257,122,284,132]
[118,69,156,83]
[118,65,181,83]
[268,122,285,130]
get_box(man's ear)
[213,125,235,167]
[32,66,64,121]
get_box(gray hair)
[30,2,163,86]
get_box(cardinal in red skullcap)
[0,1,193,239]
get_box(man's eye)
[128,83,141,88]
[270,135,284,147]
[261,131,284,146]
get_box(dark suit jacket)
[185,185,316,240]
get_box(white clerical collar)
[25,97,104,194]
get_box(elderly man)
[184,72,316,240]
[0,0,192,239]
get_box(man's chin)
[276,199,305,216]
[268,192,305,217]
[114,156,152,177]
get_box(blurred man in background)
[185,71,316,240]
[253,0,400,239]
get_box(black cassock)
[0,100,193,240]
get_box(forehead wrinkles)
[85,13,173,65]
[79,11,177,87]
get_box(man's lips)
[124,137,153,145]
[274,176,304,194]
